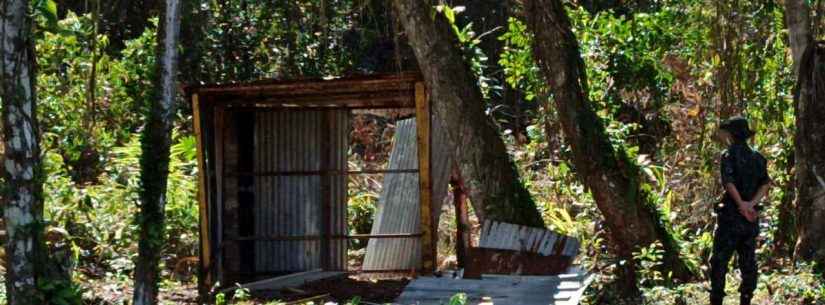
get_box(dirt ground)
[82,273,409,304]
[253,274,411,304]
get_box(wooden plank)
[415,81,435,274]
[193,94,213,295]
[219,269,344,294]
[285,293,330,305]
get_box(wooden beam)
[214,104,226,282]
[189,72,421,97]
[192,93,213,296]
[415,82,435,273]
[218,269,344,294]
[320,110,332,270]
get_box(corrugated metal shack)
[188,73,438,295]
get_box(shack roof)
[187,72,422,109]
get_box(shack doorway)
[221,109,350,279]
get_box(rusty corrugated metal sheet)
[362,118,452,271]
[253,110,348,273]
[463,247,574,278]
[479,220,579,257]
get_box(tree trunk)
[784,0,812,78]
[782,0,825,269]
[453,0,531,140]
[391,0,544,227]
[793,41,825,269]
[132,0,182,304]
[523,0,695,292]
[1,0,48,304]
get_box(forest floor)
[81,273,410,305]
[73,267,823,305]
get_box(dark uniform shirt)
[719,142,770,216]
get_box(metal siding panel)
[478,220,577,258]
[362,118,452,271]
[249,110,348,274]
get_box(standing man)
[710,116,771,305]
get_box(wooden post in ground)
[192,94,212,297]
[415,82,435,274]
[451,168,470,269]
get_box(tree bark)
[523,0,695,291]
[1,0,48,303]
[793,41,825,269]
[782,0,825,269]
[453,0,531,139]
[132,0,182,304]
[784,0,812,78]
[391,0,544,227]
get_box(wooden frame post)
[415,82,435,274]
[320,110,332,270]
[193,94,213,297]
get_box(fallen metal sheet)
[463,247,573,279]
[222,269,345,294]
[395,268,591,305]
[479,220,580,257]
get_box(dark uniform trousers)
[710,211,758,305]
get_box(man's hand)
[737,200,758,223]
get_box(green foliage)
[33,0,59,31]
[195,0,354,82]
[15,1,814,304]
[38,13,154,184]
[233,286,251,301]
[446,293,468,305]
[633,241,666,286]
[499,18,542,101]
[44,131,197,276]
[436,5,494,99]
[347,191,377,250]
[37,278,84,305]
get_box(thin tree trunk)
[391,0,544,227]
[793,41,825,268]
[132,0,181,304]
[773,152,796,260]
[1,0,47,303]
[522,0,695,292]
